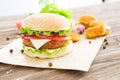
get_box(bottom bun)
[23,44,73,59]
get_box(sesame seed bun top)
[22,13,71,31]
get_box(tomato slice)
[16,22,21,31]
[21,35,70,40]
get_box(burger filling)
[23,39,68,49]
[19,24,72,36]
[16,22,72,55]
[23,40,72,55]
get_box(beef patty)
[23,39,68,49]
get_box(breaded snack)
[82,24,90,29]
[79,15,97,29]
[69,33,80,42]
[85,24,106,39]
[89,21,105,27]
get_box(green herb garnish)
[40,3,72,19]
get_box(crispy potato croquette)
[79,15,97,29]
[89,21,105,27]
[77,15,111,39]
[69,33,80,42]
[85,24,106,39]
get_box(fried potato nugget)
[79,15,96,29]
[85,24,106,39]
[89,21,105,27]
[69,33,80,42]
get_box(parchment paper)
[0,35,106,71]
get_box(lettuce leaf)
[35,31,40,36]
[23,45,66,55]
[20,24,73,36]
[40,3,72,19]
[43,31,51,36]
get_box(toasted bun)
[23,44,72,59]
[22,13,70,31]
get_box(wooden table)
[0,1,120,80]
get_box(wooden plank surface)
[0,1,120,80]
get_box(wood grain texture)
[0,1,120,80]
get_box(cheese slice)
[30,39,50,49]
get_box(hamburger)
[16,13,73,58]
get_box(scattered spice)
[48,62,53,67]
[103,46,106,49]
[104,39,107,42]
[89,41,92,44]
[9,49,13,53]
[105,42,109,45]
[6,37,10,41]
[79,31,83,34]
[21,49,24,54]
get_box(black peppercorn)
[103,46,106,49]
[21,49,24,53]
[104,39,107,42]
[105,42,109,45]
[6,38,10,41]
[48,62,53,67]
[9,49,13,53]
[79,31,83,34]
[89,41,91,44]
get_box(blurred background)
[0,0,119,17]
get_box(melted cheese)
[30,39,50,49]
